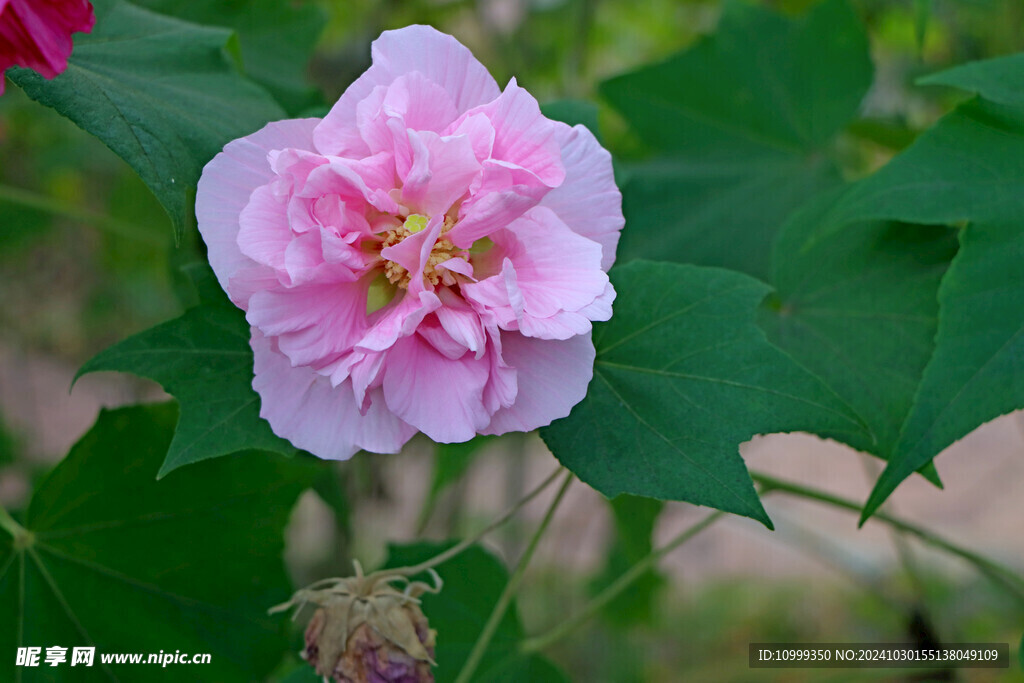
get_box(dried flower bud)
[272,563,441,683]
[304,599,435,683]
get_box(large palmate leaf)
[8,0,285,237]
[130,0,327,113]
[542,261,867,527]
[759,191,958,460]
[864,218,1024,520]
[803,63,1024,519]
[601,0,871,280]
[381,543,567,683]
[77,302,295,477]
[0,404,317,682]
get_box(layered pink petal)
[356,290,441,353]
[247,280,369,368]
[252,332,416,459]
[435,287,486,358]
[466,79,565,187]
[299,152,399,214]
[462,207,611,340]
[383,333,491,442]
[196,118,320,306]
[237,184,291,273]
[400,129,481,216]
[483,332,595,435]
[314,25,500,156]
[198,27,624,459]
[481,327,517,415]
[539,124,623,270]
[447,82,567,247]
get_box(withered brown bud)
[273,565,441,683]
[304,598,435,683]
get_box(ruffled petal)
[252,332,416,458]
[455,79,565,186]
[314,25,500,156]
[247,279,369,368]
[0,0,94,82]
[383,333,491,442]
[196,118,321,305]
[400,129,481,217]
[356,290,441,352]
[237,184,291,273]
[483,332,595,435]
[462,206,611,340]
[539,124,624,270]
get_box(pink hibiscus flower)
[0,0,95,94]
[197,25,623,459]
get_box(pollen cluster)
[381,214,467,289]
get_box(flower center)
[381,213,467,289]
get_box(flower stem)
[370,464,565,580]
[0,182,165,246]
[520,509,725,654]
[454,470,574,683]
[750,470,1024,605]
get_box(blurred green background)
[1,0,1023,681]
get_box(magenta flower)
[196,25,623,458]
[0,0,95,94]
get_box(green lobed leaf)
[541,261,868,527]
[919,53,1024,108]
[129,0,327,114]
[0,403,317,682]
[380,542,567,683]
[8,0,286,238]
[864,219,1024,521]
[759,189,959,462]
[77,302,295,477]
[590,495,665,626]
[601,0,871,280]
[805,75,1024,519]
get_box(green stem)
[373,465,565,579]
[455,471,574,683]
[0,503,31,547]
[751,471,1024,605]
[0,183,165,245]
[521,510,726,654]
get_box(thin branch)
[369,465,565,580]
[456,471,574,683]
[521,509,726,654]
[751,470,1024,606]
